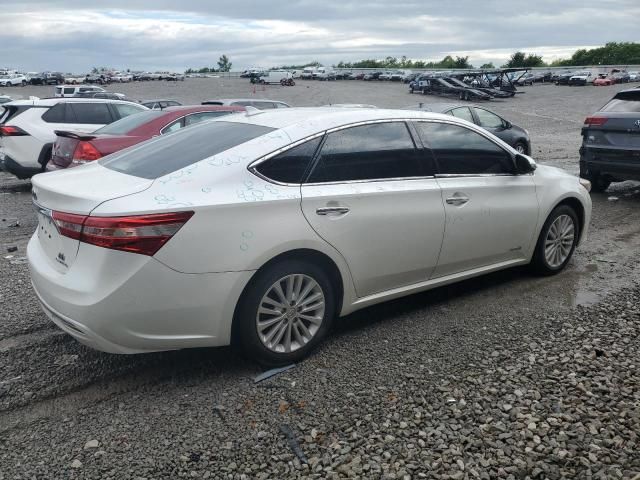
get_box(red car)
[47,105,245,170]
[593,75,614,86]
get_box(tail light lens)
[584,116,608,126]
[0,125,29,136]
[51,211,194,256]
[72,141,102,165]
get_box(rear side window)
[415,122,514,175]
[184,111,232,126]
[601,93,640,113]
[101,121,275,179]
[69,103,112,124]
[42,103,67,123]
[307,122,428,183]
[255,136,322,184]
[113,103,145,118]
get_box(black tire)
[21,80,27,87]
[235,260,336,366]
[530,205,579,275]
[459,91,465,100]
[514,141,527,155]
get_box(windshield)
[94,110,164,135]
[100,120,275,179]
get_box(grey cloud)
[1,1,638,72]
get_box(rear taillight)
[72,141,102,164]
[51,211,194,256]
[0,125,29,136]
[584,116,608,126]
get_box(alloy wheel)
[256,274,325,353]
[544,214,575,268]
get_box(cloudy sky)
[2,1,638,73]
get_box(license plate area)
[35,205,74,271]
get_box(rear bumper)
[28,233,254,354]
[0,154,41,179]
[580,145,640,180]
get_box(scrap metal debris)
[254,364,295,383]
[279,424,307,464]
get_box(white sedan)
[28,108,592,365]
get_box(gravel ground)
[1,79,640,479]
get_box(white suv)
[54,85,106,98]
[0,98,147,178]
[0,74,28,87]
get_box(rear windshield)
[95,110,163,135]
[601,92,640,113]
[100,121,275,179]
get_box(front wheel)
[530,205,579,275]
[235,260,336,366]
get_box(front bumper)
[28,234,254,354]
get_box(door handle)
[316,206,350,216]
[445,196,469,206]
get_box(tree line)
[185,55,232,74]
[276,42,640,71]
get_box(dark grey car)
[407,103,531,154]
[580,88,640,191]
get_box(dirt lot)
[1,79,640,479]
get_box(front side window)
[69,103,112,124]
[307,122,428,183]
[474,108,504,128]
[415,122,514,175]
[63,88,74,95]
[449,107,474,123]
[255,136,322,184]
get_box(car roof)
[202,98,290,105]
[142,99,179,103]
[162,105,245,113]
[404,103,463,113]
[3,97,146,107]
[221,107,461,132]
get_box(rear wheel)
[530,205,579,275]
[235,260,336,366]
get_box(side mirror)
[515,154,536,174]
[503,120,512,129]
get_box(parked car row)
[0,93,297,179]
[553,69,638,86]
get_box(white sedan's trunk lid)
[31,163,153,273]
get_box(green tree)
[480,62,495,69]
[217,55,232,72]
[503,52,545,68]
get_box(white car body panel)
[301,179,445,297]
[27,108,592,354]
[433,175,539,277]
